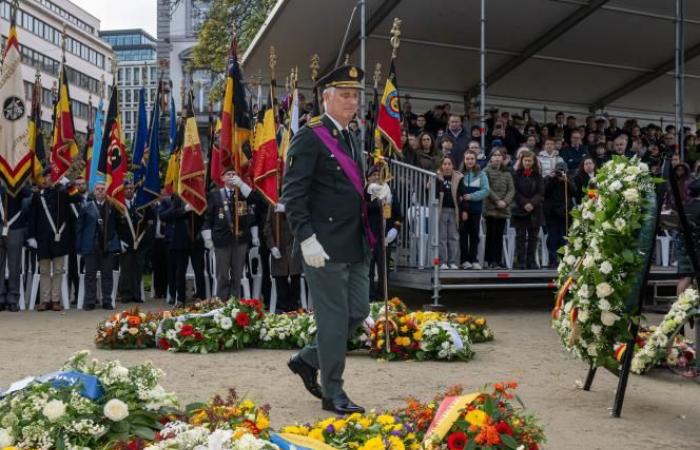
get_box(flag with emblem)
[130,84,149,186]
[251,88,278,205]
[177,94,207,214]
[28,74,47,185]
[50,64,80,183]
[88,98,105,191]
[0,10,32,195]
[164,95,180,195]
[98,84,128,213]
[376,60,402,154]
[221,39,251,175]
[134,79,161,209]
[209,118,226,188]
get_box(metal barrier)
[385,158,439,271]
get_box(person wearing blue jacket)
[458,150,490,269]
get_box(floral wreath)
[630,288,699,374]
[552,157,656,369]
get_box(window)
[118,68,123,83]
[150,67,157,83]
[125,90,132,105]
[124,68,131,85]
[133,67,140,84]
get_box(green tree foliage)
[191,0,276,102]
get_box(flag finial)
[373,63,382,90]
[390,18,402,59]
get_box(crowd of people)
[380,101,700,272]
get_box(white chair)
[538,228,548,269]
[476,218,486,265]
[209,249,252,300]
[268,255,278,313]
[505,221,516,269]
[248,246,262,299]
[656,230,672,266]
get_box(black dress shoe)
[7,304,19,312]
[287,355,323,399]
[133,298,144,304]
[0,304,6,312]
[118,297,131,304]
[322,394,365,415]
[102,304,115,310]
[83,304,95,311]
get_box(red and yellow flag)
[98,84,128,212]
[377,60,402,154]
[50,65,79,183]
[251,103,278,205]
[209,119,228,188]
[28,75,47,185]
[221,39,251,175]
[0,14,32,194]
[178,97,207,214]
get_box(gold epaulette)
[307,115,322,128]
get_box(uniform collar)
[324,113,347,133]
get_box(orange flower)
[127,316,141,327]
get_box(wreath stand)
[582,150,700,417]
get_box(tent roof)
[242,0,700,122]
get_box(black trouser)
[369,242,389,300]
[84,251,114,307]
[190,243,206,299]
[68,250,79,302]
[484,217,507,266]
[173,245,207,304]
[545,219,566,266]
[459,213,481,264]
[166,246,177,302]
[515,226,540,268]
[118,246,148,301]
[274,274,301,312]
[151,238,168,298]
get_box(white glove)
[385,227,398,245]
[184,203,192,212]
[27,238,38,249]
[120,240,128,252]
[271,247,282,259]
[301,234,330,268]
[201,229,214,250]
[59,176,70,186]
[367,182,392,203]
[232,176,252,198]
[251,226,260,247]
[274,202,285,213]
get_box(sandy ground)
[0,289,698,450]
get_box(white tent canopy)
[242,0,700,125]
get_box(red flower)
[127,440,141,450]
[447,431,468,450]
[529,444,539,450]
[495,421,513,436]
[158,338,172,350]
[194,331,204,341]
[236,312,250,327]
[179,324,194,337]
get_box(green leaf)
[466,439,477,450]
[501,434,519,449]
[132,425,157,440]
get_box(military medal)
[236,201,247,216]
[218,207,224,220]
[1,226,7,237]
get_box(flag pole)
[268,45,281,247]
[309,54,320,116]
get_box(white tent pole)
[360,0,366,152]
[676,0,685,160]
[479,0,486,150]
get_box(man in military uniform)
[0,184,31,312]
[282,65,390,414]
[201,168,259,300]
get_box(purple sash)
[312,125,376,248]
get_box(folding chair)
[248,246,262,299]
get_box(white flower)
[591,324,602,336]
[614,218,626,229]
[609,180,623,192]
[582,210,595,221]
[104,398,129,422]
[43,399,67,422]
[207,429,233,450]
[111,365,130,381]
[578,309,589,322]
[165,329,177,340]
[578,284,591,299]
[600,261,613,275]
[583,255,595,268]
[626,165,641,175]
[596,282,614,298]
[598,299,611,311]
[220,317,233,330]
[622,189,639,203]
[587,343,597,356]
[174,322,183,332]
[0,428,13,447]
[565,255,577,266]
[600,311,620,326]
[639,162,649,173]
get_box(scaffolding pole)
[676,0,685,161]
[360,0,367,151]
[479,0,486,150]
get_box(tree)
[191,0,275,102]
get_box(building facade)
[0,0,114,138]
[100,29,158,144]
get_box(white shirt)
[325,113,354,158]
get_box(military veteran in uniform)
[282,65,391,414]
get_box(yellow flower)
[400,325,408,333]
[348,412,363,422]
[359,436,385,450]
[308,428,325,442]
[318,417,335,429]
[475,318,486,326]
[332,419,347,432]
[358,417,372,429]
[282,425,309,436]
[255,412,270,430]
[128,327,139,335]
[412,330,423,341]
[388,435,406,450]
[465,409,489,427]
[377,339,385,348]
[377,414,395,425]
[190,410,208,425]
[410,443,421,450]
[239,399,255,410]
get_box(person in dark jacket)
[482,149,514,269]
[117,180,156,303]
[543,162,577,267]
[365,165,402,300]
[27,173,75,311]
[157,194,177,303]
[511,149,545,269]
[559,131,587,174]
[458,150,489,269]
[0,185,32,312]
[201,168,259,301]
[75,181,120,310]
[676,179,700,295]
[436,157,467,269]
[264,202,303,312]
[572,157,596,204]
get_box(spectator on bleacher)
[401,97,417,130]
[537,138,564,178]
[467,140,488,169]
[413,132,440,171]
[552,111,566,134]
[511,149,544,270]
[572,157,596,204]
[612,135,633,158]
[424,103,449,135]
[410,114,427,135]
[504,115,525,154]
[458,150,490,270]
[524,135,538,152]
[439,134,455,159]
[483,148,514,269]
[563,116,577,143]
[605,117,621,141]
[447,114,470,166]
[486,121,507,153]
[663,162,693,211]
[675,179,700,295]
[402,132,420,166]
[684,134,699,168]
[543,162,577,267]
[642,143,662,171]
[560,130,586,174]
[470,125,481,142]
[592,143,609,168]
[436,156,466,270]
